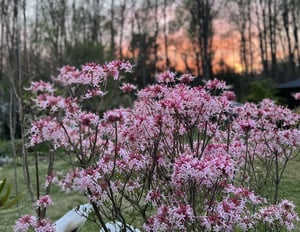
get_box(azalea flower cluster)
[33,195,53,209]
[255,199,299,231]
[15,196,55,232]
[16,62,300,231]
[14,216,54,232]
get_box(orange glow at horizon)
[122,21,262,76]
[156,29,249,75]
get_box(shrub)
[16,62,300,231]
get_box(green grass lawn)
[0,154,99,232]
[1,152,300,232]
[280,155,300,231]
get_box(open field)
[0,151,300,231]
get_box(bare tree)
[39,0,68,67]
[109,0,115,58]
[4,0,36,207]
[184,0,222,79]
[254,0,269,77]
[268,0,279,79]
[163,0,170,69]
[281,0,295,80]
[129,0,161,87]
[117,0,126,59]
[229,0,255,75]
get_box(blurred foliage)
[81,76,136,115]
[0,78,10,140]
[215,70,247,102]
[246,79,285,104]
[294,106,300,114]
[65,42,105,68]
[0,140,22,158]
[0,140,12,158]
[0,179,20,211]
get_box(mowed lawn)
[0,152,300,231]
[0,154,99,232]
[280,154,300,231]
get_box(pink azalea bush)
[15,61,300,231]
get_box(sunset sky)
[155,24,246,75]
[121,3,262,76]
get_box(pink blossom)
[199,184,265,231]
[14,217,54,232]
[238,119,256,132]
[103,109,128,123]
[82,89,106,99]
[119,60,133,72]
[29,117,64,147]
[171,150,235,189]
[144,204,194,231]
[26,81,56,93]
[145,189,162,205]
[34,219,55,232]
[156,71,176,83]
[255,199,299,231]
[78,112,100,126]
[81,63,106,86]
[34,195,53,209]
[118,150,148,171]
[177,73,195,83]
[33,94,66,111]
[278,129,300,147]
[53,61,132,85]
[120,83,137,93]
[54,65,80,85]
[104,60,133,80]
[44,175,56,188]
[293,92,300,100]
[14,215,36,232]
[56,168,81,192]
[223,90,236,101]
[205,78,227,90]
[106,60,133,72]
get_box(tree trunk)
[110,0,115,58]
[118,1,126,59]
[282,1,295,80]
[163,0,169,69]
[291,0,300,75]
[268,0,278,79]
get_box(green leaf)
[2,194,21,209]
[0,183,11,207]
[0,179,21,210]
[0,179,6,193]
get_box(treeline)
[1,0,300,139]
[2,0,300,88]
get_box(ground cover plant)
[12,60,300,231]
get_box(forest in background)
[1,0,300,140]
